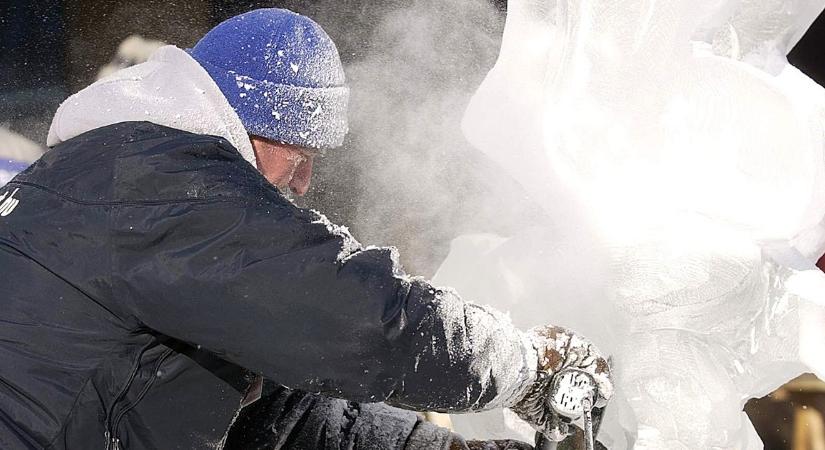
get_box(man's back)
[0,122,255,449]
[0,207,114,448]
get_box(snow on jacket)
[0,46,536,450]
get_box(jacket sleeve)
[111,190,536,412]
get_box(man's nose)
[289,158,313,196]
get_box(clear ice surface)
[434,1,825,448]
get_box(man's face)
[250,135,316,196]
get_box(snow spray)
[329,0,825,448]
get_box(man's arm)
[111,190,535,412]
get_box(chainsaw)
[535,368,607,450]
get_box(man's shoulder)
[18,121,266,204]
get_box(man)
[0,9,612,450]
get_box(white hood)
[47,45,256,167]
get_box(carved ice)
[435,1,825,448]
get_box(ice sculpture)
[434,1,825,448]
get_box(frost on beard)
[435,1,825,449]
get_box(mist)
[307,0,541,275]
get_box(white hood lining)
[47,46,257,167]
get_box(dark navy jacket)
[0,122,529,449]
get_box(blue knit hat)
[190,9,349,149]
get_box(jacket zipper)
[108,348,175,450]
[105,342,154,450]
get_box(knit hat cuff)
[195,56,349,150]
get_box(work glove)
[509,326,613,441]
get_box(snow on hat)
[189,8,349,150]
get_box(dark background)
[2,2,824,448]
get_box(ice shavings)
[213,34,348,150]
[310,210,362,263]
[235,80,256,91]
[425,286,538,411]
[223,73,348,149]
